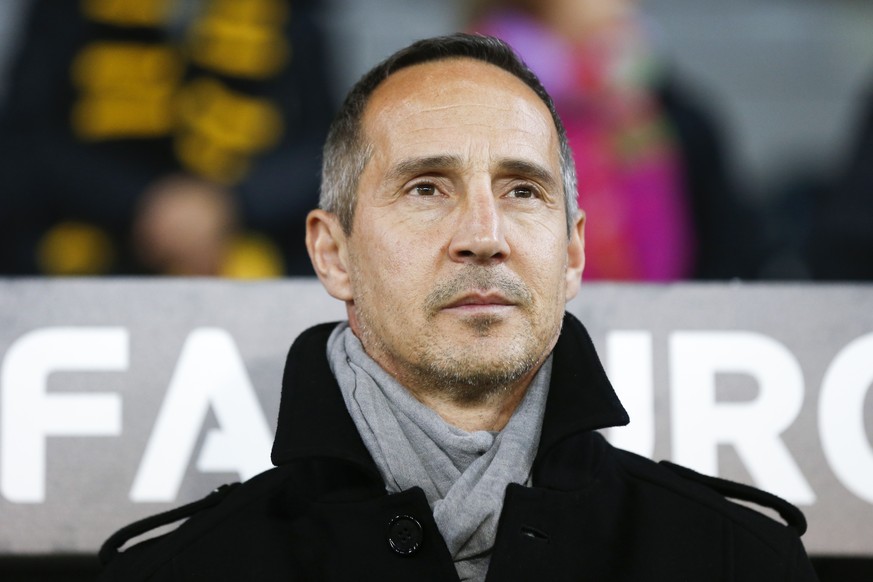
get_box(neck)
[409,379,532,432]
[345,306,550,432]
[394,356,550,432]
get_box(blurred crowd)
[0,0,871,280]
[0,0,332,277]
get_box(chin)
[423,356,537,402]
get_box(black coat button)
[387,515,423,556]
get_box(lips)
[444,292,515,309]
[424,269,533,315]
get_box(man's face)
[315,58,584,402]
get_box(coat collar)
[270,321,380,479]
[270,313,629,480]
[536,312,629,464]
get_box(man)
[98,34,818,581]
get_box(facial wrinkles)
[394,71,551,125]
[364,76,560,207]
[377,85,551,138]
[410,269,561,402]
[365,61,561,165]
[345,59,571,405]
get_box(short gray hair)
[320,33,578,235]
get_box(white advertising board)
[0,280,870,556]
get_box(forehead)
[361,58,559,165]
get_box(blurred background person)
[131,173,250,276]
[809,78,873,280]
[0,0,333,277]
[469,0,761,280]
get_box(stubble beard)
[353,266,563,405]
[407,335,543,404]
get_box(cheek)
[376,212,447,268]
[509,220,566,266]
[352,228,433,300]
[526,242,571,305]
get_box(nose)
[447,184,510,265]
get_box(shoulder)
[97,467,291,581]
[610,446,808,542]
[97,457,385,582]
[606,447,818,578]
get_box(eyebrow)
[497,158,559,191]
[384,155,464,183]
[385,155,559,190]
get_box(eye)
[508,185,538,199]
[410,183,437,196]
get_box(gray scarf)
[327,323,550,581]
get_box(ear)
[564,211,585,301]
[306,209,353,301]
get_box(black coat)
[98,314,818,581]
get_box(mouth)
[425,270,532,319]
[443,292,516,311]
